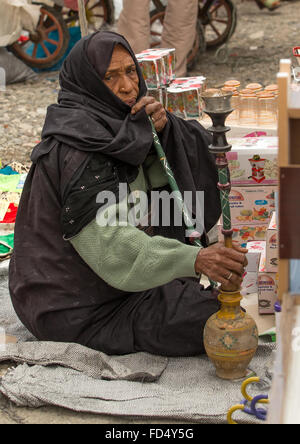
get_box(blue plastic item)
[0,166,19,175]
[26,27,82,73]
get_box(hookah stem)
[217,153,233,249]
[217,152,241,293]
[149,118,218,289]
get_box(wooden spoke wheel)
[150,0,237,61]
[201,0,237,48]
[150,10,205,69]
[150,10,165,49]
[63,0,115,31]
[9,5,69,69]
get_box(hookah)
[200,89,259,380]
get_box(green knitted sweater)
[70,154,200,292]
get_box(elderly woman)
[9,32,247,356]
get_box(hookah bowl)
[201,90,259,380]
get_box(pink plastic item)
[64,0,88,11]
[244,131,267,138]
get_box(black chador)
[9,32,221,356]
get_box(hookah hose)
[149,118,218,289]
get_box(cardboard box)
[266,212,278,273]
[246,240,265,272]
[166,77,206,119]
[229,186,277,226]
[141,48,176,84]
[226,137,278,186]
[136,48,176,89]
[241,241,265,295]
[242,271,258,295]
[258,243,278,315]
[170,76,207,90]
[218,222,268,248]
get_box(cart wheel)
[9,5,70,69]
[150,9,165,49]
[202,0,237,49]
[63,0,115,31]
[150,10,205,70]
[150,0,237,55]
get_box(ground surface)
[0,0,298,424]
[1,0,299,166]
[193,0,299,88]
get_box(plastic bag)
[0,48,36,85]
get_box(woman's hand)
[195,242,248,291]
[131,96,168,133]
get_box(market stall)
[0,3,299,423]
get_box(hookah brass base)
[203,290,259,381]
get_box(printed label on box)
[258,240,278,314]
[218,222,268,248]
[227,137,278,186]
[258,273,278,315]
[229,186,276,226]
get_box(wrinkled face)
[103,45,139,107]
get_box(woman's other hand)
[131,96,168,133]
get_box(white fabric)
[0,0,41,47]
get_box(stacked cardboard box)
[256,212,278,314]
[136,48,176,90]
[136,49,206,119]
[258,240,278,315]
[218,137,278,248]
[242,214,278,314]
[165,77,206,120]
[227,137,278,187]
[265,212,278,273]
[243,240,265,295]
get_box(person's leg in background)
[161,0,198,77]
[117,0,151,54]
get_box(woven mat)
[0,266,274,423]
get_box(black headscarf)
[31,31,152,165]
[31,31,221,234]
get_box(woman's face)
[103,45,140,107]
